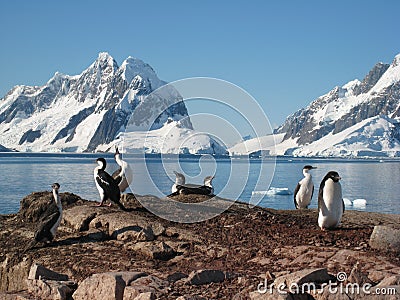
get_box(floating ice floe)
[343,198,353,206]
[343,198,367,208]
[352,198,367,208]
[252,187,293,196]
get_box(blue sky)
[1,0,400,129]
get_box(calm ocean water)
[0,153,399,215]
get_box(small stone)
[186,269,226,285]
[274,268,332,288]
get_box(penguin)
[94,158,130,211]
[318,171,345,230]
[169,174,215,196]
[294,165,317,209]
[26,183,63,250]
[112,146,133,194]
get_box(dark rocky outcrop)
[1,192,400,299]
[18,129,41,145]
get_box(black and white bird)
[169,172,215,196]
[26,183,63,250]
[318,171,345,230]
[112,146,133,194]
[94,157,130,211]
[171,171,186,195]
[294,165,317,209]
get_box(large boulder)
[369,225,400,253]
[18,192,81,222]
[73,272,147,300]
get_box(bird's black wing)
[38,202,59,222]
[34,211,60,242]
[96,169,131,211]
[96,170,120,197]
[342,199,345,213]
[177,185,212,195]
[293,183,301,209]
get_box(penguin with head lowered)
[294,165,317,209]
[318,171,345,230]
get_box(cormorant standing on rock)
[26,183,63,250]
[94,158,130,211]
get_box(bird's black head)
[324,171,341,182]
[51,183,60,190]
[303,165,317,170]
[96,158,107,170]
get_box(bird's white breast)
[296,176,313,207]
[318,179,343,229]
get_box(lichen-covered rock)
[125,241,176,260]
[28,263,69,281]
[73,272,147,300]
[62,205,97,231]
[27,278,76,300]
[19,192,81,222]
[370,225,400,253]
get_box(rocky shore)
[0,191,399,299]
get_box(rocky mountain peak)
[353,62,390,96]
[274,53,400,155]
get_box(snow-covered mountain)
[0,143,11,152]
[0,52,226,154]
[230,53,400,157]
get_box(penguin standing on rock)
[26,183,63,250]
[318,171,345,230]
[294,165,317,209]
[94,158,130,211]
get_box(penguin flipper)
[342,199,345,213]
[317,180,326,212]
[311,185,314,201]
[293,183,301,209]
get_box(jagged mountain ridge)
[0,52,224,153]
[275,54,400,147]
[231,53,400,157]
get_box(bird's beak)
[312,167,317,169]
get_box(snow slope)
[98,119,228,155]
[232,53,400,158]
[0,52,226,154]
